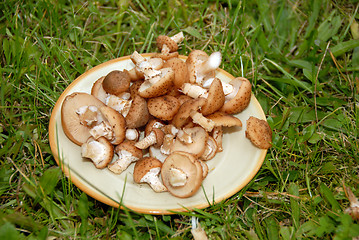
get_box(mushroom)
[102,70,131,96]
[105,93,132,117]
[206,111,242,128]
[170,127,208,158]
[200,136,218,161]
[91,76,108,103]
[108,141,143,174]
[211,126,223,152]
[133,157,167,192]
[92,106,126,145]
[138,67,175,98]
[125,94,150,129]
[161,151,203,198]
[162,57,189,89]
[61,92,106,145]
[147,95,181,121]
[200,78,225,116]
[245,116,272,149]
[153,32,184,60]
[220,77,252,114]
[126,57,164,82]
[81,136,114,169]
[125,128,140,141]
[186,50,222,85]
[135,128,164,149]
[171,97,207,129]
[189,110,215,132]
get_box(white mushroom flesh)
[225,79,242,102]
[140,167,167,192]
[108,150,139,174]
[89,121,114,141]
[190,111,215,132]
[195,51,222,84]
[177,129,193,144]
[76,105,103,127]
[125,128,139,141]
[105,95,132,117]
[170,32,184,43]
[81,140,107,165]
[135,131,157,149]
[169,167,188,187]
[182,83,208,98]
[202,78,234,96]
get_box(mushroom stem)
[135,131,157,149]
[182,83,208,98]
[130,51,145,64]
[108,150,139,174]
[191,217,208,240]
[169,167,188,187]
[141,167,167,192]
[196,52,222,82]
[190,111,215,132]
[105,95,132,117]
[81,140,107,165]
[89,121,114,141]
[170,32,184,43]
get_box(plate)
[48,53,268,214]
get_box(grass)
[1,0,359,239]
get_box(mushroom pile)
[61,32,272,198]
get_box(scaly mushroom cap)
[125,94,150,129]
[99,106,126,145]
[206,111,242,127]
[162,57,189,88]
[147,95,181,121]
[138,68,175,98]
[61,92,106,146]
[161,151,203,198]
[129,80,144,98]
[200,78,225,116]
[245,116,272,149]
[220,77,252,114]
[81,136,114,169]
[102,70,131,96]
[91,76,108,103]
[156,35,179,52]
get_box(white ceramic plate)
[49,53,268,214]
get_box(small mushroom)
[147,95,181,121]
[200,78,225,116]
[61,92,106,145]
[97,106,126,145]
[81,136,114,169]
[125,94,150,129]
[125,128,140,141]
[154,32,184,60]
[245,116,272,149]
[171,97,207,129]
[206,111,242,128]
[162,57,189,88]
[161,151,203,198]
[102,70,131,96]
[133,157,167,192]
[186,50,221,85]
[108,141,143,174]
[220,77,252,114]
[138,67,175,98]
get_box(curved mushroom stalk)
[135,129,164,149]
[133,157,167,193]
[76,105,104,128]
[81,137,114,169]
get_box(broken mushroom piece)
[220,77,252,114]
[97,106,126,145]
[200,136,218,161]
[108,141,143,174]
[245,116,272,149]
[91,76,108,103]
[81,136,114,169]
[133,157,167,192]
[161,151,203,198]
[135,128,164,149]
[61,92,106,145]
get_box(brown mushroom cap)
[91,76,108,103]
[114,140,143,159]
[81,136,114,169]
[156,35,179,52]
[138,68,175,98]
[245,116,272,149]
[200,78,225,116]
[99,106,126,145]
[61,92,106,146]
[133,157,163,183]
[147,95,181,121]
[162,57,189,88]
[102,70,131,96]
[200,136,218,161]
[220,77,252,114]
[206,111,242,127]
[161,151,203,198]
[125,94,150,129]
